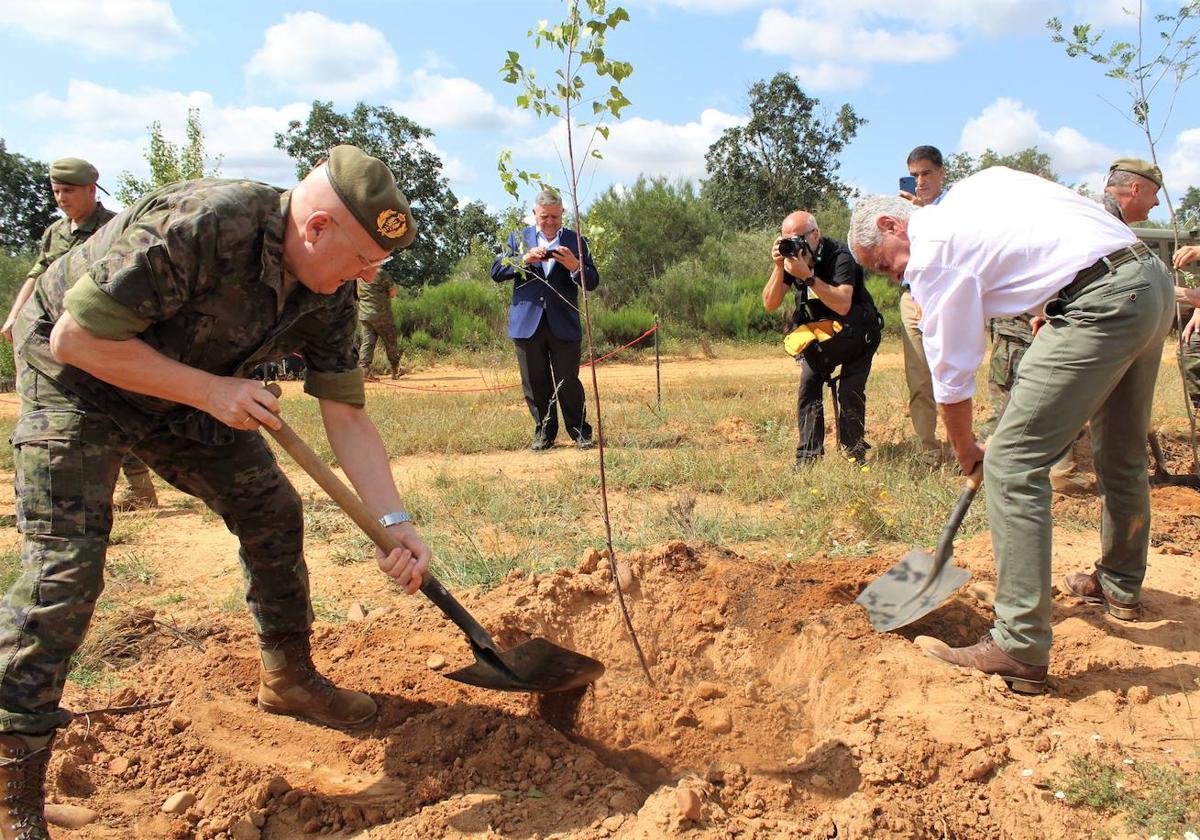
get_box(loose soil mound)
[53,525,1199,839]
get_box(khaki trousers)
[899,290,939,451]
[983,252,1172,666]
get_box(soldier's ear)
[303,211,335,244]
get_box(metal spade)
[857,468,981,632]
[260,387,604,693]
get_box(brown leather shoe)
[916,634,1047,695]
[0,732,52,840]
[258,633,377,729]
[1062,570,1141,621]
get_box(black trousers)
[796,349,874,462]
[513,316,592,443]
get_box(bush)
[594,306,655,347]
[392,278,508,347]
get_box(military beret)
[325,145,416,251]
[1109,157,1163,189]
[49,157,100,186]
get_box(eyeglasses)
[331,217,393,272]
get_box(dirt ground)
[0,352,1196,839]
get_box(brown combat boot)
[390,363,405,379]
[257,633,377,729]
[114,469,158,511]
[0,732,52,840]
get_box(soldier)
[2,157,159,510]
[357,270,403,380]
[0,146,430,836]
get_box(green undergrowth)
[1055,752,1200,838]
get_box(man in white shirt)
[849,167,1173,694]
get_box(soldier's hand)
[1184,309,1200,343]
[1030,315,1047,335]
[376,523,430,594]
[955,439,986,477]
[0,316,13,343]
[204,376,282,431]
[1173,244,1200,270]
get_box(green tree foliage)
[276,101,461,288]
[703,73,865,231]
[944,147,1059,186]
[0,140,58,253]
[585,177,721,307]
[115,108,222,205]
[1179,185,1200,228]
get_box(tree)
[944,147,1059,187]
[702,73,865,231]
[116,108,222,205]
[1180,186,1200,229]
[276,101,461,288]
[585,176,720,307]
[0,140,58,253]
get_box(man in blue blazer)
[491,190,600,450]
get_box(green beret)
[325,145,416,251]
[49,157,100,186]
[1109,156,1163,189]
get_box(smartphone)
[899,176,917,194]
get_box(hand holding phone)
[899,176,917,195]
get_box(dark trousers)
[513,316,591,443]
[796,349,874,462]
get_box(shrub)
[594,306,655,347]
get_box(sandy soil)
[0,353,1194,839]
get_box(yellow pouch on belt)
[784,319,843,357]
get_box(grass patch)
[330,532,372,566]
[0,548,20,596]
[108,552,156,586]
[220,587,245,613]
[311,595,345,624]
[1055,752,1200,838]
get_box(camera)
[778,235,812,259]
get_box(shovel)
[857,467,981,632]
[260,387,604,693]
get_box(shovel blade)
[856,547,972,632]
[445,637,605,693]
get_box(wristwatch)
[378,511,413,528]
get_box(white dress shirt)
[537,229,561,276]
[905,167,1137,403]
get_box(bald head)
[283,163,393,295]
[782,211,816,237]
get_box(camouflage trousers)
[0,367,311,734]
[1180,305,1200,411]
[981,331,1031,439]
[359,317,400,372]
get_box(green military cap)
[49,157,100,186]
[1108,156,1163,189]
[325,145,416,251]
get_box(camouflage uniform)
[980,315,1034,438]
[0,179,365,734]
[356,274,400,375]
[26,202,116,283]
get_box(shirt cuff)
[304,368,366,407]
[63,274,151,340]
[932,379,976,404]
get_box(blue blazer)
[490,226,600,341]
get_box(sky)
[1,0,1197,223]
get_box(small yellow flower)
[879,490,888,499]
[810,488,819,495]
[860,465,870,473]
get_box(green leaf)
[607,8,630,27]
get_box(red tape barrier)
[372,323,658,394]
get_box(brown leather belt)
[1059,240,1152,299]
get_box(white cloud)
[792,62,871,91]
[519,108,744,186]
[635,0,771,12]
[418,137,475,186]
[1166,127,1200,197]
[747,9,957,65]
[18,81,309,196]
[245,12,400,100]
[958,97,1116,176]
[391,70,530,132]
[0,0,183,60]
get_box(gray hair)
[534,189,562,207]
[848,194,916,257]
[1105,169,1146,191]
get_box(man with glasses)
[0,146,427,835]
[491,189,599,451]
[764,210,880,467]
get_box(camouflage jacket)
[992,313,1034,342]
[356,274,394,322]
[26,202,116,281]
[14,179,363,445]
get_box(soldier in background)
[0,146,430,836]
[2,157,159,509]
[357,270,404,380]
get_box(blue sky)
[1,0,1196,222]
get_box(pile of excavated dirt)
[51,521,1200,839]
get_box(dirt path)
[0,349,1194,838]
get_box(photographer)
[764,211,881,467]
